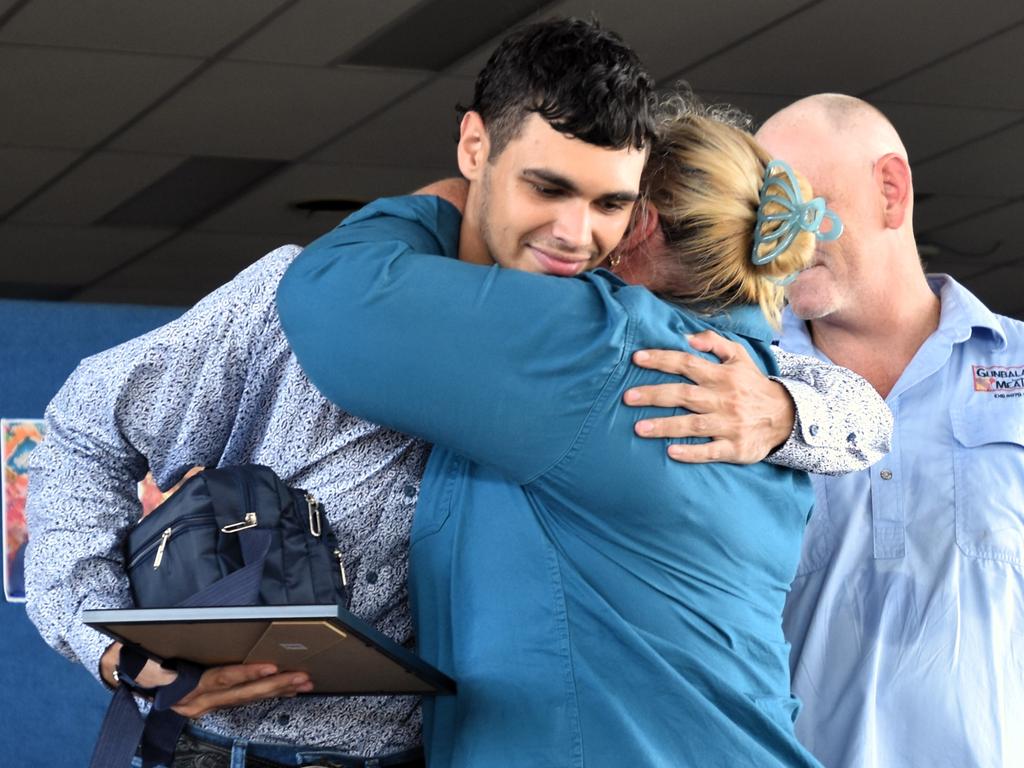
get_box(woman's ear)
[611,203,664,285]
[619,202,661,255]
[457,111,490,181]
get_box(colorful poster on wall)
[3,417,197,603]
[2,419,44,603]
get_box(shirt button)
[277,713,290,726]
[808,424,819,437]
[880,470,893,480]
[365,570,378,584]
[403,483,417,498]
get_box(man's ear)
[875,153,912,230]
[457,111,490,181]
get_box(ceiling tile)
[0,45,198,148]
[919,199,1024,315]
[678,0,1024,97]
[0,0,285,57]
[877,102,1021,162]
[110,61,428,160]
[913,193,1003,234]
[230,0,421,66]
[0,147,78,215]
[921,197,1024,255]
[342,0,550,70]
[199,162,447,238]
[10,151,184,226]
[99,156,286,228]
[313,76,472,167]
[544,0,812,82]
[957,262,1024,319]
[870,23,1024,110]
[913,122,1024,197]
[0,224,172,285]
[75,231,298,306]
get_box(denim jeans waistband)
[181,724,424,768]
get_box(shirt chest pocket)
[952,406,1024,565]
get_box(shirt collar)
[928,273,1008,350]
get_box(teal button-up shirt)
[279,195,819,767]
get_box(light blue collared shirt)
[780,275,1024,768]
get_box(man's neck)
[458,196,494,266]
[808,268,940,399]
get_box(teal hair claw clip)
[751,159,843,271]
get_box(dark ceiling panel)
[98,156,286,229]
[0,281,76,301]
[340,0,554,70]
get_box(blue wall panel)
[0,299,183,768]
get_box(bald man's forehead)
[759,95,907,162]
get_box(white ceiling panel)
[680,0,1024,97]
[0,0,286,57]
[200,162,446,238]
[231,0,422,67]
[913,122,1024,197]
[10,151,185,226]
[0,224,171,285]
[110,61,428,160]
[313,75,473,167]
[76,231,299,305]
[0,45,198,148]
[871,24,1024,110]
[0,147,78,215]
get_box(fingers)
[685,330,750,364]
[631,349,720,384]
[624,382,714,411]
[666,441,736,464]
[173,664,313,719]
[634,413,714,438]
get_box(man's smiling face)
[465,113,647,276]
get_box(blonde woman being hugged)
[277,101,838,767]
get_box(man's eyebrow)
[522,169,639,202]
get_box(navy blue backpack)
[90,465,349,768]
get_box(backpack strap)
[88,646,204,768]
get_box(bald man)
[756,94,1024,767]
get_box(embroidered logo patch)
[973,365,1024,394]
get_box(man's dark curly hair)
[459,17,657,157]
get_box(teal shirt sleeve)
[277,195,629,485]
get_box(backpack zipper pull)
[221,512,258,533]
[153,527,172,569]
[306,493,322,537]
[334,549,348,588]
